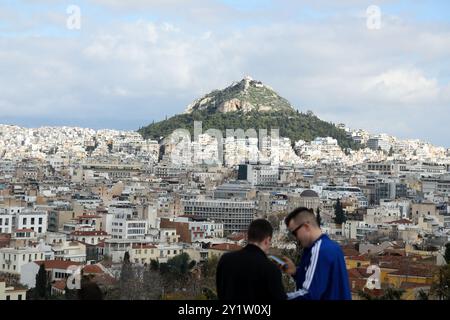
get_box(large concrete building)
[182,198,255,235]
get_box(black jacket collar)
[244,243,267,257]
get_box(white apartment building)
[182,198,255,235]
[0,207,47,234]
[174,216,224,239]
[0,211,13,234]
[0,247,47,275]
[239,164,279,186]
[52,240,86,262]
[106,203,148,240]
[17,210,48,234]
[365,206,402,224]
[110,217,147,240]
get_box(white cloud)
[364,69,440,104]
[1,1,450,146]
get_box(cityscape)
[1,75,450,300]
[1,0,450,304]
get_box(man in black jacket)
[216,219,287,300]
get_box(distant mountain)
[185,76,293,114]
[138,77,359,149]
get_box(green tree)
[119,251,138,299]
[388,146,394,156]
[35,263,48,300]
[358,287,404,300]
[199,255,220,300]
[143,263,163,300]
[150,259,160,271]
[333,198,347,225]
[161,252,191,280]
[430,264,450,300]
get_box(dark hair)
[247,219,273,243]
[284,207,316,227]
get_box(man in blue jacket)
[282,207,351,300]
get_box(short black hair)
[247,219,273,243]
[284,207,316,227]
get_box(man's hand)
[281,256,296,276]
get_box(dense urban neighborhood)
[1,119,450,300]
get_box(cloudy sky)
[0,0,449,146]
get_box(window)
[22,218,27,225]
[18,294,22,300]
[39,218,43,224]
[6,295,10,300]
[31,218,35,224]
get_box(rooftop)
[210,243,242,252]
[35,260,82,270]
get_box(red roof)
[52,280,66,291]
[82,264,104,274]
[389,267,434,278]
[342,248,360,256]
[347,267,371,279]
[35,260,82,270]
[210,243,242,252]
[15,228,35,232]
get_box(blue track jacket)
[288,233,352,300]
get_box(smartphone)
[268,255,287,270]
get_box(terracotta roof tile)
[52,280,66,291]
[82,264,104,274]
[210,243,242,251]
[35,260,82,270]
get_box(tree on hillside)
[333,198,347,225]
